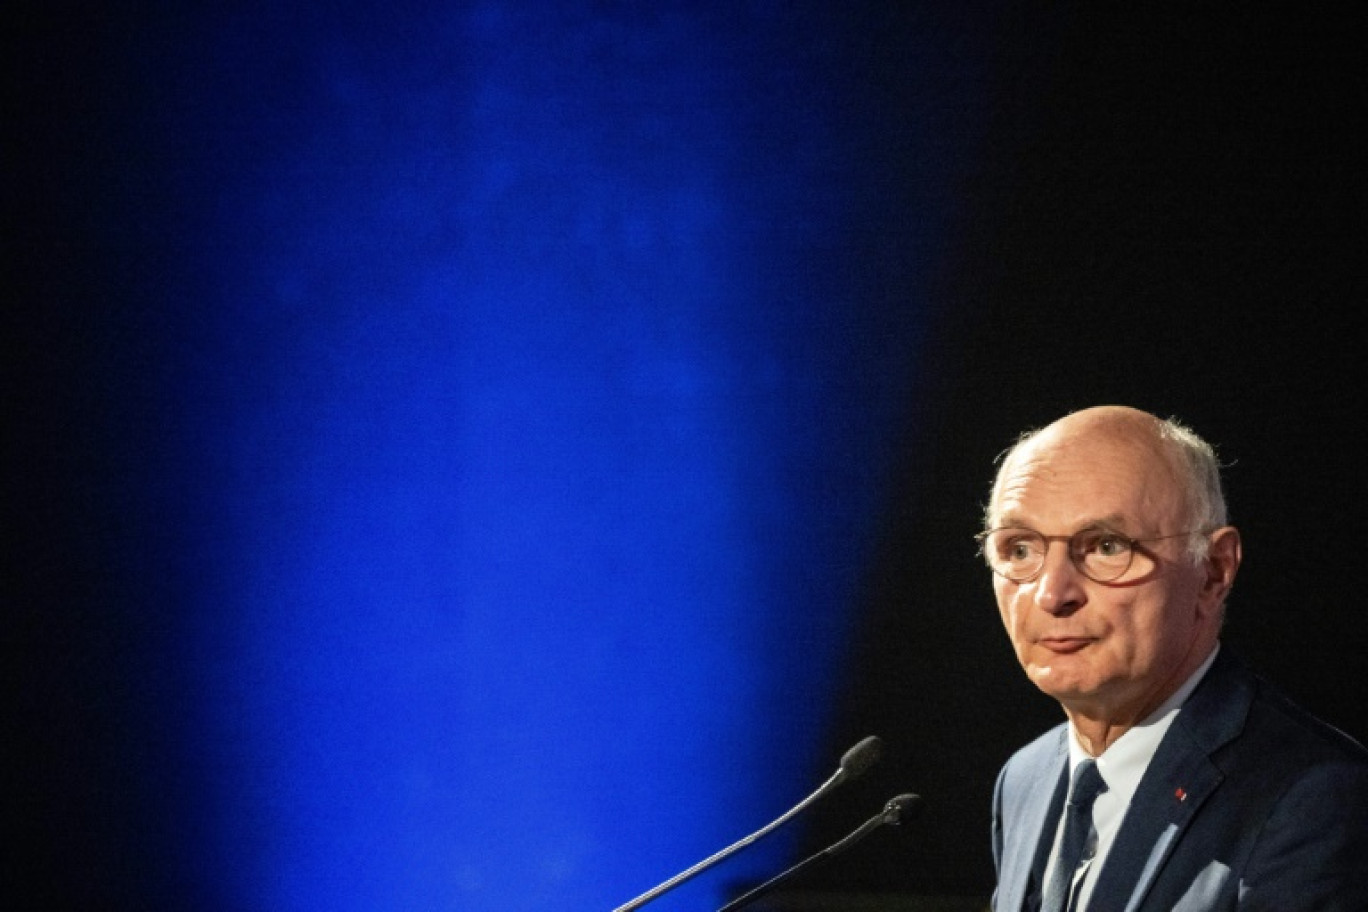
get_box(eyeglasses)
[973,526,1207,583]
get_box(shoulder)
[1243,674,1368,763]
[1175,649,1368,843]
[1192,649,1368,769]
[1231,675,1368,906]
[1178,648,1368,764]
[995,722,1067,801]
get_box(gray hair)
[1155,415,1228,562]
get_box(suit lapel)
[1096,742,1222,911]
[1000,732,1069,911]
[1090,649,1253,911]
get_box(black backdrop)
[790,3,1368,901]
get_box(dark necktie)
[1041,759,1107,912]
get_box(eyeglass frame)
[973,525,1214,584]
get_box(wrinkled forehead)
[988,424,1188,532]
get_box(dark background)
[7,2,1365,908]
[796,3,1368,900]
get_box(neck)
[1063,682,1179,756]
[1067,715,1134,756]
[1063,642,1219,756]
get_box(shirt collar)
[1066,643,1221,790]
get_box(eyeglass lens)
[981,528,1135,582]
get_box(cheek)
[992,582,1013,626]
[1109,599,1179,663]
[995,587,1029,638]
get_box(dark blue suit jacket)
[991,648,1368,911]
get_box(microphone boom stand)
[717,793,922,912]
[610,736,882,912]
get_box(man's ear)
[1199,525,1242,615]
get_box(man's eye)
[1094,534,1130,557]
[999,535,1039,560]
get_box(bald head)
[986,406,1227,562]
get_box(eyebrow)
[994,513,1133,533]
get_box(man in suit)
[980,405,1368,911]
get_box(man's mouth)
[1039,637,1092,654]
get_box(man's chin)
[1028,663,1093,701]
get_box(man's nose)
[1032,542,1087,615]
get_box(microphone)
[610,736,883,912]
[716,792,923,912]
